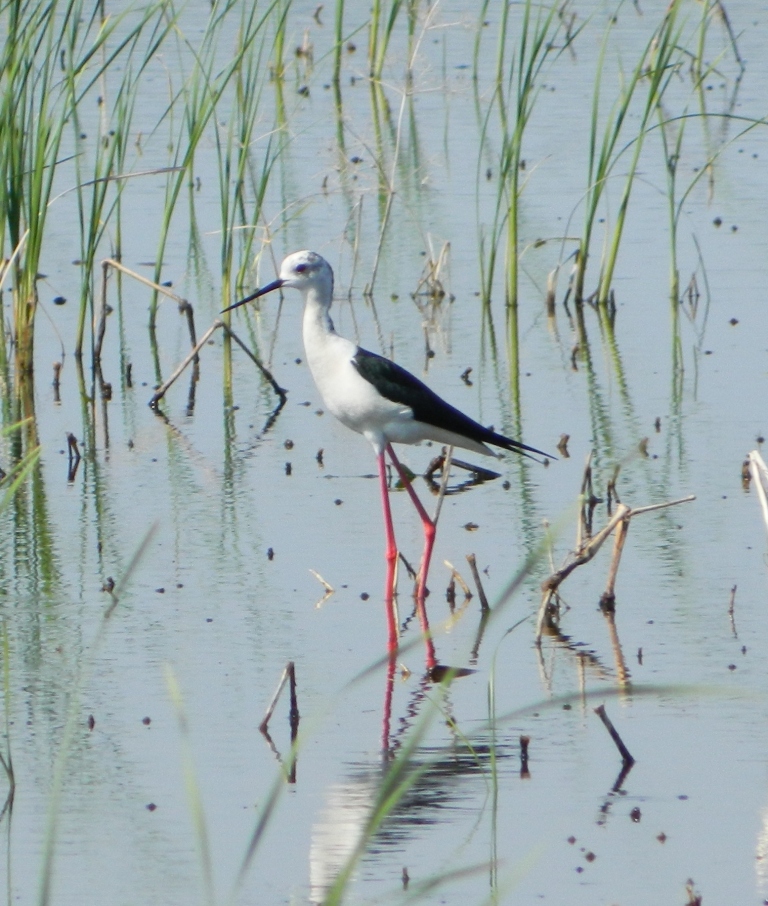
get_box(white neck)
[302,284,339,365]
[301,284,358,409]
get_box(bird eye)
[295,263,307,273]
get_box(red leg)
[377,450,398,652]
[386,444,437,669]
[380,651,397,756]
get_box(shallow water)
[2,1,768,904]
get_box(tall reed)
[0,1,76,380]
[152,0,281,330]
[0,420,41,513]
[216,5,278,304]
[475,0,573,422]
[69,5,176,360]
[476,2,575,308]
[369,0,406,81]
[573,2,683,305]
[0,1,166,381]
[595,2,683,305]
[333,0,345,83]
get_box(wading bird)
[224,251,550,655]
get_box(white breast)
[311,334,408,427]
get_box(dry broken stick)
[536,493,695,644]
[260,662,300,739]
[594,703,634,767]
[600,512,630,610]
[148,319,286,409]
[99,258,198,364]
[66,432,81,483]
[519,735,531,779]
[148,321,219,408]
[99,260,286,412]
[444,560,472,598]
[538,503,629,643]
[465,554,490,612]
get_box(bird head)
[223,250,333,313]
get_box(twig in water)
[444,561,472,598]
[465,554,490,612]
[66,432,80,463]
[519,735,531,779]
[101,257,199,361]
[148,321,220,408]
[600,514,630,610]
[66,433,81,483]
[309,569,334,608]
[538,504,630,641]
[537,493,695,643]
[148,319,286,410]
[102,256,187,303]
[221,321,287,404]
[399,551,417,580]
[446,575,456,611]
[594,703,634,767]
[259,661,299,784]
[728,584,737,637]
[288,664,299,752]
[413,239,450,303]
[260,661,299,735]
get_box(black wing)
[351,347,550,460]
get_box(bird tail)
[495,434,554,464]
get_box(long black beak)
[222,277,284,314]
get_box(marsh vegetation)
[0,1,766,903]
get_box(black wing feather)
[351,348,550,460]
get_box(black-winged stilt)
[225,250,551,655]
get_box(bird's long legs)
[385,445,436,595]
[377,446,437,669]
[377,450,399,653]
[385,444,437,667]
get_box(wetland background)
[1,0,768,903]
